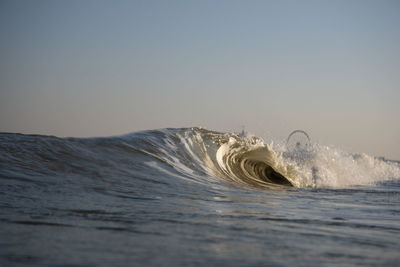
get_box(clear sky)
[1,0,399,159]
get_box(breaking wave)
[1,127,399,190]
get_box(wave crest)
[137,127,400,189]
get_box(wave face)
[1,127,398,190]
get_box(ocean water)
[1,127,399,266]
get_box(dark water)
[1,128,399,266]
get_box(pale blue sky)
[1,0,399,159]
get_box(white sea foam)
[274,142,400,188]
[159,128,400,189]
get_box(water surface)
[1,128,399,266]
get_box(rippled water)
[1,128,399,266]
